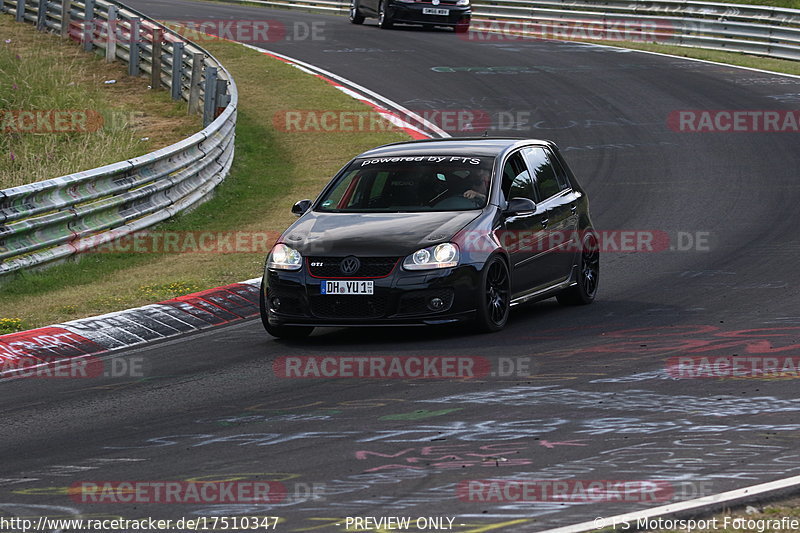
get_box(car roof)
[356,137,555,159]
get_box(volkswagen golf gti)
[260,138,598,338]
[349,0,471,32]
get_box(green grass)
[0,33,409,328]
[719,0,800,8]
[0,317,26,334]
[582,40,800,76]
[0,14,197,189]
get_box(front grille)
[397,289,455,316]
[308,257,399,279]
[310,295,389,319]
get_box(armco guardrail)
[0,0,237,276]
[222,0,348,13]
[229,0,800,60]
[471,0,800,61]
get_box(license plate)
[423,7,449,15]
[321,280,374,295]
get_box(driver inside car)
[452,167,490,204]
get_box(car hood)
[281,211,481,256]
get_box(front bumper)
[387,2,471,27]
[264,262,481,327]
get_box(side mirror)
[291,199,312,216]
[504,197,536,215]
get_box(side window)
[501,152,535,203]
[546,148,571,191]
[522,147,568,201]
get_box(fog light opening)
[270,297,281,311]
[428,297,445,311]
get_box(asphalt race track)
[3,1,800,531]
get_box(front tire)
[378,0,394,29]
[557,231,599,305]
[474,256,510,332]
[349,0,365,24]
[260,281,314,339]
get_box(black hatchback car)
[349,0,471,32]
[261,138,598,338]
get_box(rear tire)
[260,281,314,339]
[349,0,365,24]
[557,231,599,305]
[378,0,394,29]
[474,256,510,332]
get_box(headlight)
[267,243,302,271]
[403,243,460,270]
[456,0,469,5]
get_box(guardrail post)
[151,28,163,88]
[105,5,117,62]
[60,0,72,38]
[188,53,204,115]
[36,0,47,30]
[215,78,229,116]
[202,66,218,127]
[128,17,141,76]
[171,41,185,100]
[16,0,25,22]
[83,0,95,52]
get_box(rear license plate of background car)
[321,280,374,295]
[423,7,449,15]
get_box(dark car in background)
[349,0,471,32]
[260,138,598,338]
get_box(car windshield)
[317,156,494,212]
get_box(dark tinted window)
[501,153,535,203]
[317,156,494,212]
[522,147,568,201]
[547,148,572,191]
